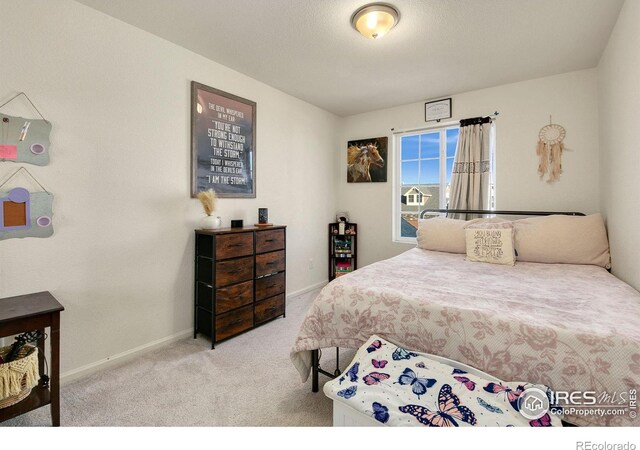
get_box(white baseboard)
[60,329,192,383]
[287,280,327,299]
[59,280,327,384]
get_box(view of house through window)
[396,126,459,240]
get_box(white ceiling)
[75,0,623,117]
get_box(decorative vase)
[201,215,221,229]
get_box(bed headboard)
[419,209,585,219]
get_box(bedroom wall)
[338,69,600,267]
[0,0,339,375]
[598,0,640,291]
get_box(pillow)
[416,217,508,254]
[465,222,516,266]
[513,214,611,268]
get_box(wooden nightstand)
[0,291,64,426]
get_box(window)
[394,125,459,242]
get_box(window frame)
[392,121,459,244]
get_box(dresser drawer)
[255,294,285,324]
[255,250,285,277]
[256,229,285,254]
[216,280,253,314]
[215,232,254,260]
[255,272,285,301]
[215,256,253,288]
[215,306,253,341]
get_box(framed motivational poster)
[191,81,256,198]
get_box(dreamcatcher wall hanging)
[536,116,565,183]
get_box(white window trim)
[490,122,497,209]
[392,121,459,244]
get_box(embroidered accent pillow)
[465,222,516,265]
[417,217,509,254]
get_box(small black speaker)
[258,208,268,224]
[231,219,243,228]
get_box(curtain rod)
[391,111,499,135]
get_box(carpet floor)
[2,288,353,426]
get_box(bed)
[290,212,640,427]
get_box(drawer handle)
[266,283,277,289]
[266,261,278,266]
[264,239,275,243]
[228,243,244,247]
[265,307,277,313]
[230,319,244,326]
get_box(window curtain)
[448,117,493,220]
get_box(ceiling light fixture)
[351,3,400,40]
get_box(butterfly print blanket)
[323,335,563,427]
[290,248,640,426]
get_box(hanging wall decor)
[0,92,51,166]
[191,81,256,198]
[536,116,566,183]
[425,98,452,122]
[0,167,53,240]
[347,136,387,183]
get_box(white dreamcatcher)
[536,116,566,183]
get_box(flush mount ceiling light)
[351,3,400,40]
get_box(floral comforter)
[290,248,640,426]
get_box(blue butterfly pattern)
[372,402,389,423]
[337,386,357,399]
[396,368,436,398]
[392,347,418,361]
[346,362,359,382]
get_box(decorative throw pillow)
[512,214,611,268]
[417,217,509,254]
[465,222,516,266]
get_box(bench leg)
[312,349,319,392]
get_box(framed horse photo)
[346,136,387,183]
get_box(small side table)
[0,291,64,426]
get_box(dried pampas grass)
[196,189,217,215]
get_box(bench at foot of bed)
[322,335,565,427]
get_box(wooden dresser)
[194,225,286,348]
